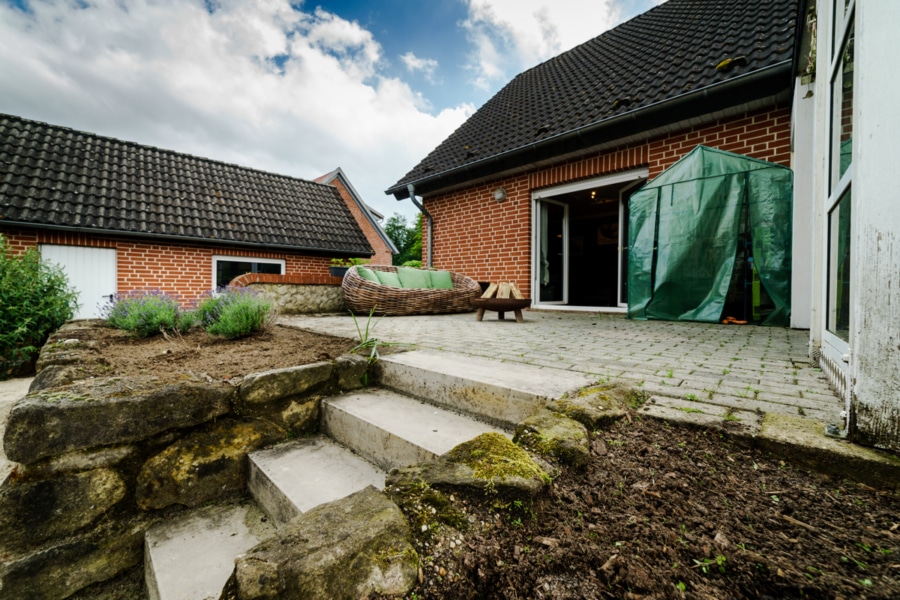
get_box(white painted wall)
[40,245,117,319]
[790,78,815,330]
[847,1,900,451]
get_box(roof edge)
[387,60,793,199]
[0,220,374,257]
[318,167,399,254]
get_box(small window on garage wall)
[213,255,284,289]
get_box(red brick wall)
[329,177,393,265]
[424,104,792,299]
[1,227,334,305]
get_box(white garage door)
[40,245,117,319]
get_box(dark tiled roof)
[0,114,373,254]
[387,0,798,197]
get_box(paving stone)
[280,312,842,427]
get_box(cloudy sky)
[1,0,663,221]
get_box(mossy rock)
[548,384,633,430]
[136,418,287,510]
[513,410,591,469]
[388,432,550,498]
[221,486,416,600]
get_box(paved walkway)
[281,311,843,427]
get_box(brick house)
[315,167,397,266]
[386,0,803,322]
[388,0,900,452]
[0,114,374,318]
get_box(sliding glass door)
[536,200,568,304]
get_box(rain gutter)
[406,184,433,267]
[387,61,793,200]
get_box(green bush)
[0,238,78,378]
[203,288,273,339]
[101,290,181,338]
[401,260,422,268]
[194,292,228,329]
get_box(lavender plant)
[203,287,273,339]
[101,289,182,338]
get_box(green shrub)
[401,260,422,268]
[204,288,273,339]
[0,238,78,378]
[194,292,228,329]
[101,290,181,338]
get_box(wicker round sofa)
[341,265,480,316]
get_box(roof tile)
[388,0,798,195]
[1,114,372,254]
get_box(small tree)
[385,213,423,266]
[0,236,79,378]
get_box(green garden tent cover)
[628,145,792,325]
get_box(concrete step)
[322,387,507,471]
[248,436,385,526]
[376,350,596,427]
[144,500,275,600]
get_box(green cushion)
[428,270,454,290]
[374,270,402,287]
[356,267,379,282]
[397,266,432,289]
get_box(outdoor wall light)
[493,187,507,203]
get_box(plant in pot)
[330,257,369,277]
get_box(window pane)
[215,260,283,288]
[827,189,851,341]
[830,23,853,190]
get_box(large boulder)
[388,432,550,498]
[0,515,152,600]
[514,410,591,468]
[3,377,234,464]
[136,418,286,510]
[220,486,417,600]
[236,362,334,433]
[0,468,126,552]
[547,384,632,430]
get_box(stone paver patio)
[281,310,843,427]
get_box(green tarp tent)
[628,145,792,325]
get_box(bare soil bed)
[395,418,900,600]
[63,325,899,600]
[67,322,356,383]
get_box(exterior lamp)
[493,187,507,203]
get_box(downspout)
[407,183,434,267]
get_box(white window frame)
[212,255,285,289]
[822,0,854,359]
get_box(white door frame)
[531,167,648,311]
[617,178,646,308]
[532,198,569,306]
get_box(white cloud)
[461,0,621,89]
[0,0,473,219]
[400,51,439,84]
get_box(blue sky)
[0,0,663,221]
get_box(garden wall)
[0,321,368,600]
[230,272,346,314]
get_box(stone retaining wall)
[229,273,347,315]
[249,282,346,314]
[0,322,368,600]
